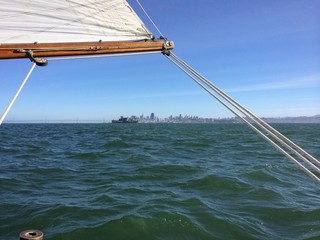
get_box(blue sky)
[0,0,319,123]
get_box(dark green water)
[0,123,319,240]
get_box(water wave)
[0,123,319,240]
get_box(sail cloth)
[0,0,153,44]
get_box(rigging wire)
[0,63,36,125]
[135,0,165,38]
[164,52,320,184]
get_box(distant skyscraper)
[150,113,155,120]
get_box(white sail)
[0,0,152,44]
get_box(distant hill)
[142,114,320,124]
[260,115,320,123]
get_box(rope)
[169,53,320,173]
[135,0,165,38]
[164,52,320,184]
[48,51,160,61]
[0,63,36,125]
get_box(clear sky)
[0,0,319,123]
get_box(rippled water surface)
[0,123,319,239]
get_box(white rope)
[0,51,159,125]
[0,63,36,125]
[171,52,320,168]
[165,52,320,184]
[170,53,320,172]
[169,53,320,180]
[135,0,165,38]
[48,51,160,61]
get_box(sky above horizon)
[0,0,319,123]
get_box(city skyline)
[116,112,320,124]
[4,112,320,124]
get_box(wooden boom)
[0,40,174,60]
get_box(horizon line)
[3,114,319,124]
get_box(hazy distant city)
[6,113,320,124]
[121,113,320,124]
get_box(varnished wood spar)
[0,40,174,59]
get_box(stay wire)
[164,53,320,184]
[169,52,320,172]
[135,0,165,38]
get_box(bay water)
[0,123,319,239]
